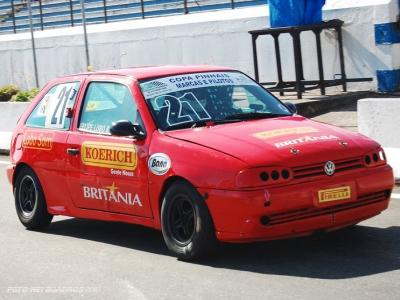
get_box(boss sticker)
[148,153,171,175]
[253,127,318,140]
[22,131,54,150]
[81,141,137,171]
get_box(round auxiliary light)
[364,155,371,165]
[271,170,280,181]
[282,169,290,180]
[373,153,379,163]
[260,172,269,182]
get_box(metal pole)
[140,0,145,19]
[28,0,39,88]
[39,0,44,30]
[11,0,16,33]
[103,0,108,23]
[69,0,74,26]
[80,0,91,70]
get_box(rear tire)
[14,167,53,230]
[161,181,216,260]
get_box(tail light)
[236,166,293,188]
[363,147,386,167]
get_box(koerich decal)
[81,141,137,171]
[148,153,171,175]
[83,182,142,206]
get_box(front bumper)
[201,165,394,242]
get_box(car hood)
[164,116,379,167]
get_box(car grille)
[292,157,364,180]
[268,190,389,226]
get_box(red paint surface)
[7,66,395,242]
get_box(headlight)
[236,166,293,188]
[363,147,386,167]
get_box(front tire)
[14,167,53,230]
[161,181,216,260]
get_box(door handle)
[67,148,80,156]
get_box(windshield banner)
[140,72,256,99]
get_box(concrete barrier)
[358,98,400,181]
[0,102,30,153]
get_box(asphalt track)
[0,155,399,300]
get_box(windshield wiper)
[223,112,291,121]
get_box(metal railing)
[0,0,268,34]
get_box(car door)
[65,76,152,217]
[21,79,81,212]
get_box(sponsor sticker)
[110,168,134,177]
[253,127,318,139]
[22,131,54,150]
[81,141,137,171]
[140,72,256,99]
[83,182,142,206]
[318,186,351,203]
[274,135,339,148]
[148,153,171,175]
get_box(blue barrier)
[269,0,325,28]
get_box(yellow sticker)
[253,127,318,139]
[318,186,351,203]
[86,101,99,111]
[81,141,137,171]
[22,131,54,150]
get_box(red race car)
[7,66,394,260]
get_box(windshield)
[139,71,291,131]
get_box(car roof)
[65,65,235,81]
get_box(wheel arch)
[13,162,33,186]
[158,175,195,213]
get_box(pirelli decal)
[81,141,137,171]
[318,186,351,203]
[22,131,54,150]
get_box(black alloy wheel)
[15,167,53,229]
[161,181,216,260]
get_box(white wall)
[0,1,398,90]
[358,98,400,180]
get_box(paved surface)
[0,156,399,300]
[312,102,358,132]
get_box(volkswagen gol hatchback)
[7,66,394,260]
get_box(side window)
[231,86,266,111]
[26,82,80,130]
[78,82,140,135]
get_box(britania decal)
[82,182,142,206]
[274,135,339,148]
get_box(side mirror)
[110,120,146,140]
[285,102,297,114]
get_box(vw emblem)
[324,161,336,176]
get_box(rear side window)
[78,82,140,135]
[26,82,80,130]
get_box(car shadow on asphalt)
[45,218,400,279]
